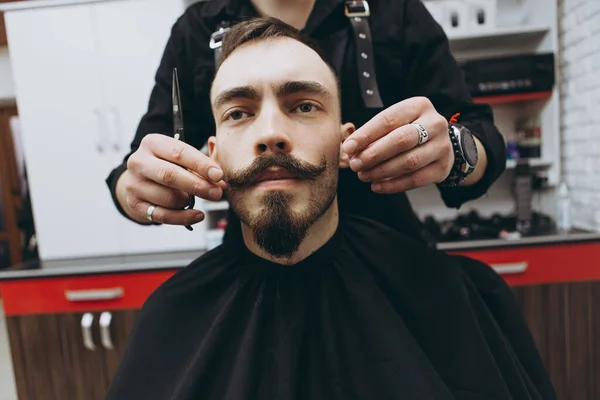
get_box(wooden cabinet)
[0,270,175,399]
[3,0,209,261]
[6,310,138,400]
[451,241,600,399]
[513,281,600,400]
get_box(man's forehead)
[211,38,336,100]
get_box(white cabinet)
[5,4,122,260]
[91,0,208,254]
[4,0,205,260]
[92,0,180,158]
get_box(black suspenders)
[344,1,383,108]
[208,0,383,109]
[209,21,231,67]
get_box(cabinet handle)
[81,313,96,351]
[99,311,115,350]
[109,106,122,152]
[65,287,124,302]
[491,262,528,275]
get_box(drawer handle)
[99,312,114,350]
[81,313,96,351]
[491,262,528,275]
[65,287,124,302]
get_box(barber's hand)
[117,134,226,226]
[342,97,453,194]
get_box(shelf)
[473,91,553,105]
[506,159,552,169]
[448,25,550,52]
[448,24,550,41]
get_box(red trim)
[450,242,600,286]
[473,91,552,105]
[0,271,176,316]
[2,241,600,316]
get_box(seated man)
[105,17,555,400]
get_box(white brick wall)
[558,0,600,230]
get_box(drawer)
[0,270,177,316]
[451,241,600,286]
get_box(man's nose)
[255,109,293,155]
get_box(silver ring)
[146,205,156,222]
[412,123,429,146]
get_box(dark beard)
[252,192,307,258]
[225,152,337,258]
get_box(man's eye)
[296,103,316,113]
[226,110,247,121]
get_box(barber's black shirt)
[105,0,507,244]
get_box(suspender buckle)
[344,0,370,18]
[209,26,231,50]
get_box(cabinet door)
[6,312,112,400]
[100,309,140,382]
[92,0,184,157]
[5,5,123,260]
[92,0,207,254]
[513,281,600,400]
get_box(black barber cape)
[105,215,556,400]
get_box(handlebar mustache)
[225,153,327,189]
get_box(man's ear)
[207,136,217,159]
[339,122,355,169]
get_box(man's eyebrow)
[276,80,333,100]
[213,86,260,109]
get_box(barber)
[106,0,506,244]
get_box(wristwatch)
[439,124,479,187]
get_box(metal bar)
[65,287,124,302]
[491,262,529,275]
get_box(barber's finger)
[342,97,426,156]
[370,161,445,194]
[188,169,229,195]
[131,200,205,226]
[357,143,438,182]
[144,134,223,183]
[128,179,190,210]
[349,124,420,172]
[132,156,223,201]
[216,180,229,191]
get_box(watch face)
[459,128,478,167]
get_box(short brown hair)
[218,16,340,95]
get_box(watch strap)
[440,125,471,187]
